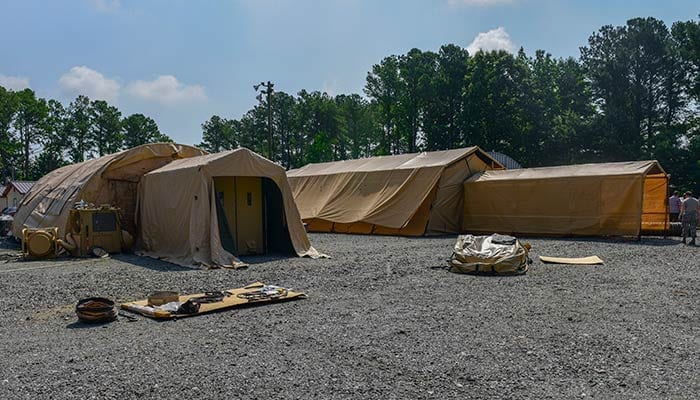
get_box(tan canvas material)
[137,148,324,268]
[462,160,668,236]
[449,234,530,275]
[12,143,206,239]
[288,147,502,236]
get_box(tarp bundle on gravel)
[449,234,530,275]
[12,143,206,239]
[287,147,502,236]
[137,148,325,268]
[462,160,668,237]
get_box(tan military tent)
[462,160,668,237]
[13,143,206,238]
[287,147,503,236]
[137,148,324,268]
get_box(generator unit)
[22,227,60,259]
[68,205,122,257]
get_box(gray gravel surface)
[0,234,697,399]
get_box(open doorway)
[213,176,294,256]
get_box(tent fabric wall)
[288,147,502,236]
[137,148,324,268]
[12,143,206,239]
[462,160,668,237]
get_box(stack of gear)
[122,282,306,320]
[448,234,531,275]
[75,297,118,323]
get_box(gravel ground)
[0,233,697,399]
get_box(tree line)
[199,16,699,192]
[0,16,697,192]
[0,90,171,180]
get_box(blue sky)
[0,0,697,145]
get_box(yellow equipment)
[22,228,60,259]
[68,205,122,257]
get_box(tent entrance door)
[213,177,265,255]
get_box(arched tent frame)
[12,143,207,239]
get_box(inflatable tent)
[462,160,668,236]
[137,148,324,268]
[12,143,206,239]
[287,147,503,236]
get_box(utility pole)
[254,81,274,159]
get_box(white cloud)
[466,27,516,54]
[58,66,120,102]
[88,0,121,13]
[126,75,207,105]
[448,0,513,6]
[0,74,30,91]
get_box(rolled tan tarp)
[288,147,502,236]
[137,148,324,268]
[462,160,668,237]
[12,143,206,238]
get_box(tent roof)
[467,160,665,182]
[144,148,275,176]
[288,147,499,177]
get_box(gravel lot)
[0,233,697,399]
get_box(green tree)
[423,44,469,151]
[336,94,379,159]
[272,91,298,169]
[365,56,401,154]
[200,115,235,153]
[13,88,48,178]
[0,87,20,178]
[65,95,93,163]
[396,48,436,153]
[31,99,70,178]
[90,100,122,156]
[122,113,170,149]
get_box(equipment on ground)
[75,297,117,323]
[22,227,60,259]
[448,234,531,275]
[67,204,122,257]
[122,282,307,320]
[147,291,180,306]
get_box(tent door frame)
[214,176,266,256]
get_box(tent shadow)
[111,253,199,272]
[543,236,680,247]
[238,252,299,265]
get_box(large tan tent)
[137,148,324,268]
[462,160,668,237]
[287,147,503,236]
[13,143,206,239]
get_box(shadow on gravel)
[65,320,114,329]
[238,253,303,265]
[0,237,20,250]
[111,253,198,272]
[526,236,680,247]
